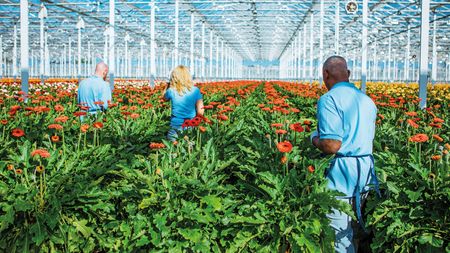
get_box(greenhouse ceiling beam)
[183,1,246,60]
[341,13,450,54]
[276,1,315,61]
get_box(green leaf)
[178,228,202,243]
[418,233,443,248]
[72,219,93,238]
[201,195,222,211]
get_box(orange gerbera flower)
[271,123,283,128]
[307,165,315,173]
[149,142,165,149]
[54,116,69,123]
[1,119,7,125]
[432,134,443,142]
[92,122,104,129]
[277,141,293,153]
[281,155,287,164]
[51,135,60,142]
[218,114,228,121]
[199,126,206,133]
[406,119,419,129]
[289,123,304,133]
[73,111,87,117]
[303,120,312,126]
[48,124,63,130]
[276,129,287,135]
[409,134,428,143]
[54,104,65,112]
[11,128,25,138]
[433,118,444,123]
[130,113,140,119]
[405,111,418,117]
[31,149,50,158]
[431,155,441,161]
[80,124,90,133]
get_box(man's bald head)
[322,56,350,90]
[95,62,109,81]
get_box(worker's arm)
[196,99,204,116]
[312,95,344,154]
[312,136,342,154]
[162,82,170,101]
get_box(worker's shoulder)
[79,77,107,87]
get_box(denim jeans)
[167,126,183,141]
[328,197,355,253]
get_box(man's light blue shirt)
[164,86,202,128]
[77,76,112,112]
[317,82,377,197]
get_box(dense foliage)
[0,80,449,252]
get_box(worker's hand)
[310,130,319,144]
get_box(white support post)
[431,13,437,84]
[387,34,391,81]
[297,34,301,80]
[150,0,156,87]
[103,30,108,64]
[77,17,85,80]
[215,36,219,78]
[13,25,18,79]
[201,21,205,79]
[63,44,66,77]
[39,4,47,83]
[140,40,145,78]
[220,41,224,78]
[174,0,179,67]
[405,25,411,81]
[109,0,115,90]
[303,24,306,79]
[319,0,324,87]
[20,0,29,96]
[209,30,213,79]
[374,41,378,80]
[45,32,49,77]
[419,0,430,108]
[309,14,314,85]
[361,0,368,93]
[190,12,195,73]
[87,41,91,75]
[0,36,2,79]
[335,0,340,54]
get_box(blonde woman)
[163,65,204,140]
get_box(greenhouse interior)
[0,0,449,252]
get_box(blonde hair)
[169,65,194,95]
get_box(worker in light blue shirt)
[311,56,380,253]
[163,65,204,141]
[77,62,112,118]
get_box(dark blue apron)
[330,154,381,231]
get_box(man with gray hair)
[77,62,112,117]
[310,56,380,252]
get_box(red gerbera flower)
[289,123,304,133]
[48,124,63,130]
[92,122,104,129]
[271,123,283,128]
[409,134,428,143]
[74,111,87,117]
[149,142,165,149]
[31,149,51,158]
[277,141,293,153]
[11,128,25,138]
